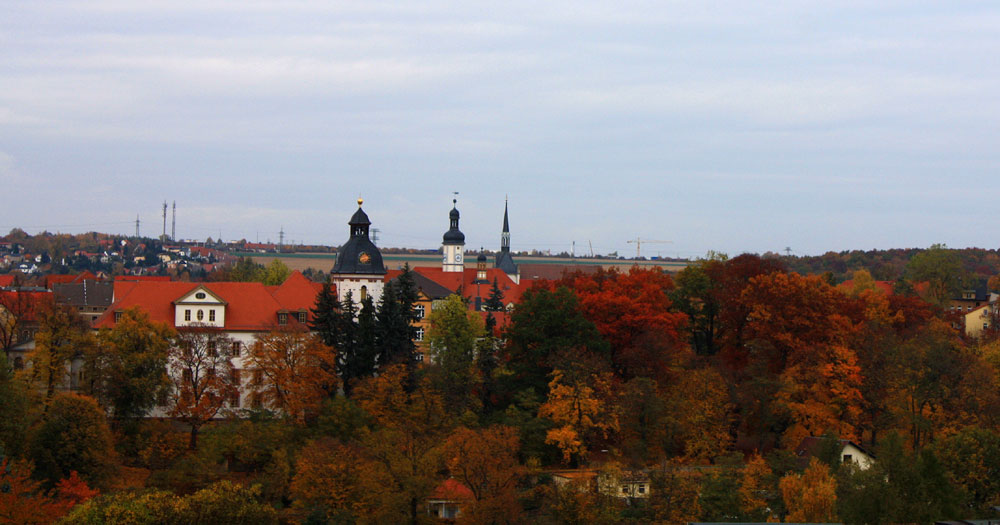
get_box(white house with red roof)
[94,271,322,412]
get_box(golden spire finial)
[357,197,364,207]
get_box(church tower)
[331,198,386,304]
[442,199,465,272]
[495,199,519,284]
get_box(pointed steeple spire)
[501,197,510,252]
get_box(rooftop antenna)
[171,201,176,241]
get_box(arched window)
[360,285,368,301]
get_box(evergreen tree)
[484,277,505,335]
[375,281,416,368]
[338,293,378,397]
[309,278,339,348]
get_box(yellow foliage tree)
[538,369,618,463]
[779,458,837,523]
[739,453,773,521]
[246,326,337,422]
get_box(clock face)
[358,252,371,264]
[443,254,448,262]
[455,254,463,262]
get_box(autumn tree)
[168,326,239,449]
[668,367,733,461]
[353,365,454,524]
[933,426,1000,513]
[539,369,618,464]
[905,243,966,306]
[0,459,97,525]
[27,393,117,490]
[290,438,385,522]
[739,453,774,522]
[556,267,688,381]
[500,286,609,403]
[645,463,702,524]
[426,294,484,414]
[245,326,337,421]
[26,303,95,407]
[88,307,173,431]
[779,458,837,523]
[0,352,34,457]
[228,257,266,282]
[444,426,525,523]
[0,289,51,361]
[261,259,291,285]
[617,377,672,465]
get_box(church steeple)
[495,198,519,283]
[442,198,465,272]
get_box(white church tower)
[442,199,465,273]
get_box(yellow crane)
[626,238,672,259]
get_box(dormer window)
[278,312,288,325]
[297,311,307,323]
[114,311,123,322]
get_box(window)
[416,328,424,341]
[209,310,216,322]
[415,352,424,362]
[230,391,241,408]
[197,309,204,321]
[360,285,368,301]
[297,311,307,323]
[231,368,241,385]
[250,394,262,409]
[232,341,241,357]
[278,312,288,325]
[638,485,646,494]
[195,292,206,299]
[843,454,853,463]
[208,341,218,357]
[253,369,264,387]
[621,486,628,494]
[184,309,191,321]
[182,369,192,382]
[416,305,425,319]
[12,356,23,370]
[114,311,123,322]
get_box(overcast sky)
[2,2,999,258]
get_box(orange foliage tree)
[779,457,838,523]
[168,326,238,449]
[444,425,525,523]
[289,438,385,521]
[738,453,773,521]
[353,365,454,524]
[0,459,98,524]
[538,369,618,464]
[669,367,733,462]
[246,326,337,422]
[556,268,689,380]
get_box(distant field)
[237,252,690,275]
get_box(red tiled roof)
[0,290,54,322]
[0,275,14,288]
[115,275,172,282]
[385,267,526,307]
[430,479,473,501]
[95,271,320,331]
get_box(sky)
[2,1,1000,258]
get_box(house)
[93,271,322,412]
[964,304,997,339]
[0,289,55,374]
[795,436,874,470]
[949,282,994,314]
[426,479,473,520]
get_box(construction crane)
[626,238,672,258]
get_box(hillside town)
[3,198,1000,524]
